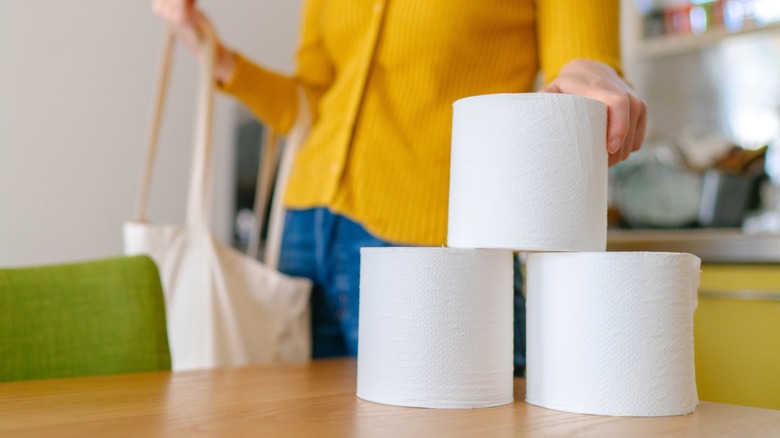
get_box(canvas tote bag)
[124,26,312,371]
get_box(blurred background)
[0,1,302,266]
[3,0,780,266]
[615,0,780,232]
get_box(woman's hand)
[540,59,647,167]
[152,0,235,83]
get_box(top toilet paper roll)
[448,93,608,251]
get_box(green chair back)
[0,255,171,382]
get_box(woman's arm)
[152,0,334,134]
[536,0,646,166]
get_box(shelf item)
[637,19,780,59]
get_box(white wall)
[0,0,302,266]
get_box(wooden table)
[2,359,779,437]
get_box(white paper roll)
[525,252,701,416]
[357,247,514,409]
[448,93,608,251]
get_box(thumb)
[539,82,561,93]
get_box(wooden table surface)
[2,358,779,437]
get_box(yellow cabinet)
[696,264,780,410]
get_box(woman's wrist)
[215,43,236,85]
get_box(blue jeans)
[278,208,526,374]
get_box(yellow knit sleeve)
[218,54,298,133]
[218,0,333,134]
[293,0,334,112]
[537,0,622,83]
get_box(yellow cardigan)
[220,0,620,246]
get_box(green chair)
[0,255,171,382]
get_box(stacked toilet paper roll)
[525,252,701,416]
[357,248,514,408]
[448,93,608,251]
[357,92,701,416]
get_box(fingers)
[608,151,621,167]
[620,94,641,158]
[633,104,647,152]
[617,93,646,164]
[539,82,561,94]
[541,59,648,167]
[606,94,646,167]
[151,0,233,80]
[152,0,194,28]
[151,0,206,57]
[605,92,631,154]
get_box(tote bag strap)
[262,88,312,269]
[132,17,217,229]
[132,33,175,223]
[245,126,278,260]
[184,17,217,228]
[245,87,311,265]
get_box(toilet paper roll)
[448,93,608,251]
[525,252,701,417]
[357,247,514,409]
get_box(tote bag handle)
[260,89,311,269]
[135,19,309,262]
[132,16,217,229]
[132,32,174,224]
[245,87,311,266]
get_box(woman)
[153,0,646,373]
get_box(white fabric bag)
[124,28,312,371]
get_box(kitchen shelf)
[607,228,780,263]
[637,20,780,60]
